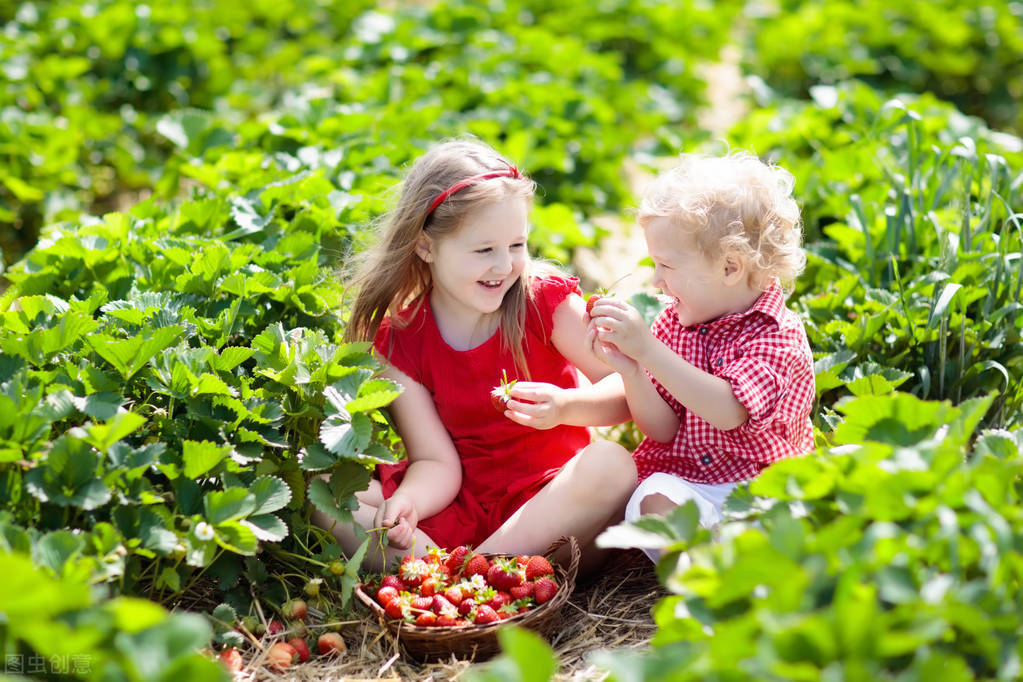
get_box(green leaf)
[204,488,257,525]
[242,514,289,542]
[214,520,259,555]
[87,325,182,380]
[183,440,233,479]
[249,475,292,515]
[320,412,372,458]
[345,378,403,413]
[32,530,86,576]
[0,552,91,619]
[83,411,147,453]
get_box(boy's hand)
[375,493,419,550]
[502,382,565,430]
[588,325,639,375]
[587,298,653,365]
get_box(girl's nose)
[493,250,514,274]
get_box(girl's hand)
[587,298,653,364]
[503,382,566,430]
[375,493,419,551]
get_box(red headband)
[425,166,522,218]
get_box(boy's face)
[643,216,733,327]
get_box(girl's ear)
[414,233,435,263]
[721,251,746,285]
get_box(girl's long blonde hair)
[344,138,546,376]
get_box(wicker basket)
[355,536,580,662]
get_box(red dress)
[373,274,591,548]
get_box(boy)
[588,152,815,543]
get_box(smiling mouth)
[480,279,504,289]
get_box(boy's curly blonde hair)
[637,151,806,293]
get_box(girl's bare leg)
[476,440,637,575]
[310,478,440,572]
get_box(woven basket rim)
[354,536,580,653]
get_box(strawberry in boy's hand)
[490,369,516,412]
[585,294,602,318]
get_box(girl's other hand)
[503,381,565,430]
[375,493,419,551]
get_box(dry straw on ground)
[235,549,663,681]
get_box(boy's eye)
[475,247,492,254]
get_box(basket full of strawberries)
[354,536,579,661]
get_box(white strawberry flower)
[194,521,215,541]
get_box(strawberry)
[376,585,399,607]
[436,611,462,627]
[266,642,297,671]
[585,294,602,317]
[411,595,434,612]
[442,584,464,606]
[317,632,347,657]
[445,545,471,575]
[424,546,447,565]
[489,369,516,412]
[218,647,243,672]
[328,559,345,576]
[525,554,554,580]
[463,554,490,578]
[381,574,406,591]
[458,597,477,616]
[533,577,558,604]
[487,591,511,611]
[385,596,407,620]
[431,595,455,614]
[398,558,430,588]
[474,604,499,625]
[515,554,530,566]
[304,577,323,597]
[487,557,524,591]
[283,598,307,621]
[287,637,310,663]
[415,611,438,627]
[266,619,285,637]
[509,582,534,601]
[420,576,440,596]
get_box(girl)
[317,139,636,570]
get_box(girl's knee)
[579,441,637,494]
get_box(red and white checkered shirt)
[633,280,815,484]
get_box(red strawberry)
[398,558,430,588]
[376,585,399,607]
[463,554,490,578]
[431,595,455,614]
[515,554,530,566]
[436,612,462,627]
[424,546,447,565]
[585,294,602,317]
[487,591,511,611]
[490,370,516,412]
[317,632,347,657]
[381,574,406,591]
[415,611,438,627]
[458,597,477,616]
[474,604,499,625]
[283,598,307,621]
[525,555,554,580]
[534,577,558,604]
[266,642,296,671]
[420,576,440,596]
[509,582,534,600]
[411,595,434,612]
[487,557,524,591]
[443,585,465,606]
[219,648,243,672]
[385,594,409,620]
[445,545,471,575]
[266,619,284,637]
[287,638,310,663]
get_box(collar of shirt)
[683,278,786,335]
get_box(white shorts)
[624,473,738,562]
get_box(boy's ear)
[414,233,435,262]
[721,251,746,285]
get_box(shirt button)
[699,327,708,335]
[700,455,713,465]
[715,358,724,367]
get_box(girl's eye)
[511,243,525,250]
[475,247,492,254]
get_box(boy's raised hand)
[587,298,652,368]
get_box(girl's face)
[644,216,732,327]
[418,196,530,318]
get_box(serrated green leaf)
[346,378,402,413]
[242,514,288,542]
[214,520,259,555]
[183,440,232,479]
[204,488,256,525]
[249,475,292,515]
[84,411,147,453]
[320,412,372,458]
